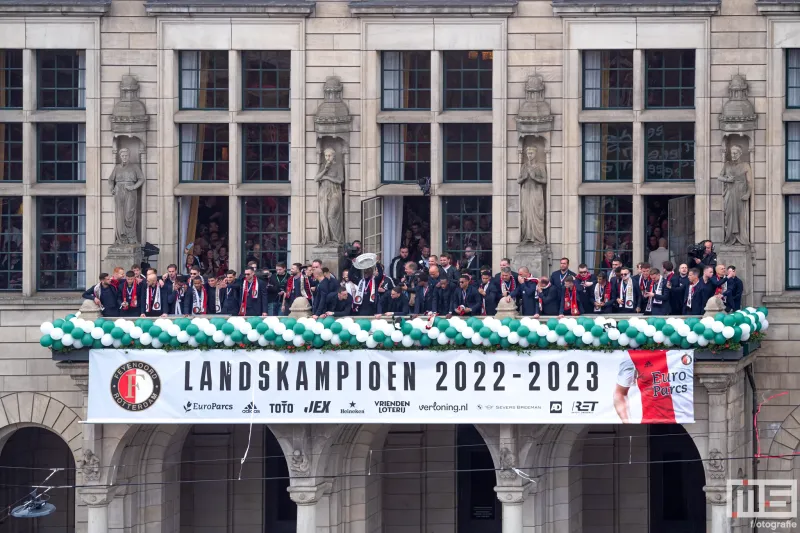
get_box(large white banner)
[87,349,694,424]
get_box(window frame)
[787,122,800,182]
[36,196,85,292]
[787,196,800,290]
[179,123,230,183]
[581,195,634,270]
[582,50,634,110]
[644,49,696,109]
[788,49,800,109]
[0,196,22,292]
[0,123,23,183]
[0,49,23,110]
[37,49,86,110]
[380,123,432,184]
[241,50,291,111]
[442,123,492,183]
[241,196,291,272]
[241,123,291,183]
[442,50,493,111]
[178,50,230,111]
[644,122,695,182]
[381,51,432,111]
[582,122,634,182]
[441,195,493,267]
[36,123,86,183]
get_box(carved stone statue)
[719,144,752,246]
[518,145,547,245]
[108,148,145,245]
[316,147,345,246]
[290,449,310,476]
[78,449,101,482]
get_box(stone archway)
[763,405,800,476]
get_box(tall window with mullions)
[788,50,800,108]
[583,50,633,109]
[382,51,431,110]
[787,196,800,289]
[443,50,492,110]
[243,51,290,110]
[443,196,492,269]
[37,196,85,291]
[37,50,85,109]
[582,196,633,271]
[0,50,22,109]
[242,196,290,271]
[645,50,695,108]
[645,122,694,181]
[0,123,22,182]
[381,124,431,183]
[180,51,229,110]
[0,197,22,291]
[37,123,86,182]
[444,124,491,182]
[583,123,633,181]
[242,124,290,182]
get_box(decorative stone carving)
[719,143,752,246]
[109,148,145,245]
[707,449,725,479]
[518,145,547,245]
[719,74,757,133]
[78,298,102,320]
[290,450,310,476]
[288,295,312,318]
[287,482,331,506]
[110,75,149,137]
[703,485,728,506]
[316,147,345,246]
[78,449,101,482]
[498,447,516,480]
[703,294,726,317]
[515,74,553,135]
[494,296,518,320]
[79,486,115,507]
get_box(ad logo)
[572,401,598,414]
[341,401,365,414]
[111,361,161,412]
[304,401,330,414]
[242,402,260,414]
[549,401,562,414]
[183,401,233,412]
[268,401,294,414]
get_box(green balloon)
[670,332,682,345]
[600,333,610,346]
[221,323,235,335]
[757,306,768,317]
[102,321,115,333]
[680,339,691,349]
[420,335,432,347]
[410,328,422,341]
[40,335,53,347]
[509,320,520,332]
[618,320,629,333]
[714,312,726,321]
[94,318,106,328]
[374,331,386,343]
[445,327,458,339]
[313,337,324,348]
[455,334,466,346]
[517,326,530,337]
[703,329,715,340]
[264,330,277,341]
[555,324,568,336]
[626,325,639,337]
[149,325,162,337]
[323,316,335,328]
[663,324,675,336]
[256,322,268,334]
[358,320,371,331]
[714,333,726,345]
[635,332,647,345]
[302,330,314,342]
[527,333,539,345]
[383,338,394,348]
[195,332,208,344]
[275,337,286,348]
[71,327,84,339]
[692,323,705,334]
[654,318,666,330]
[158,332,171,344]
[402,322,412,335]
[489,332,501,345]
[537,337,549,348]
[186,324,199,336]
[339,330,351,342]
[169,338,181,348]
[479,327,492,339]
[685,318,698,328]
[500,338,511,349]
[293,323,305,335]
[53,319,65,328]
[283,318,297,330]
[591,325,604,337]
[52,340,63,350]
[231,331,243,343]
[81,333,93,346]
[62,321,74,334]
[111,327,124,339]
[564,332,577,344]
[723,315,736,327]
[438,319,450,331]
[139,320,152,332]
[331,322,343,334]
[501,317,512,326]
[547,318,558,330]
[465,340,474,349]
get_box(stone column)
[288,483,330,533]
[495,486,527,533]
[700,374,733,533]
[80,487,114,533]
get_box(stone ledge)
[552,0,719,16]
[757,2,800,14]
[0,294,83,312]
[144,0,315,16]
[0,0,110,15]
[761,293,800,307]
[349,0,517,16]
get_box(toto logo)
[110,361,161,412]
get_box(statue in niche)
[108,147,145,245]
[719,143,752,246]
[316,146,345,246]
[518,144,547,245]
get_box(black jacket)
[557,286,585,315]
[575,275,597,315]
[323,292,353,316]
[378,292,410,315]
[117,280,146,317]
[588,282,614,314]
[141,284,168,317]
[389,255,408,283]
[511,280,539,316]
[669,274,689,316]
[167,288,188,315]
[219,285,242,315]
[611,277,641,313]
[538,286,561,316]
[643,277,671,315]
[414,285,437,315]
[188,283,217,315]
[451,285,482,316]
[723,276,743,311]
[237,279,268,316]
[550,269,576,290]
[82,284,119,317]
[682,280,707,315]
[478,281,498,316]
[441,265,459,284]
[435,284,455,315]
[313,277,339,316]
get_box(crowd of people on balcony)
[83,236,740,319]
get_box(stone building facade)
[0,0,798,533]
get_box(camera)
[344,243,360,259]
[256,269,271,281]
[687,242,705,260]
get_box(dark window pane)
[180,51,229,110]
[38,50,85,109]
[645,50,695,108]
[443,196,492,268]
[789,50,800,108]
[37,123,86,182]
[0,197,22,291]
[788,123,800,181]
[645,123,695,181]
[582,196,633,270]
[38,196,85,291]
[381,124,431,183]
[242,124,290,182]
[443,124,492,182]
[583,123,633,181]
[242,51,291,110]
[242,197,290,283]
[583,50,633,109]
[382,51,432,110]
[443,51,493,110]
[0,123,22,182]
[0,50,23,108]
[788,196,800,288]
[180,124,229,182]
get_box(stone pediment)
[314,77,352,136]
[719,74,757,133]
[515,74,553,135]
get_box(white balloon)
[366,337,378,349]
[348,324,361,336]
[239,323,253,335]
[61,334,74,346]
[312,323,325,335]
[498,326,510,338]
[258,336,269,346]
[101,333,113,346]
[592,339,601,347]
[428,327,440,339]
[573,325,586,337]
[677,324,691,337]
[740,323,751,335]
[653,332,665,344]
[488,319,501,332]
[629,339,639,349]
[246,330,260,342]
[518,338,530,348]
[151,339,163,349]
[265,317,280,328]
[644,325,656,337]
[741,331,750,341]
[618,334,630,346]
[273,323,287,335]
[73,339,84,349]
[508,332,520,344]
[697,337,709,347]
[722,326,735,339]
[437,334,449,345]
[556,337,567,347]
[321,330,333,341]
[212,331,225,343]
[354,330,367,343]
[223,336,235,347]
[483,338,491,347]
[282,330,294,342]
[607,328,620,341]
[112,339,123,348]
[581,332,594,344]
[140,332,152,345]
[402,336,414,347]
[700,317,715,326]
[462,327,475,339]
[331,334,341,346]
[762,319,769,331]
[391,331,404,343]
[711,321,724,333]
[203,324,217,336]
[536,325,549,337]
[50,328,64,340]
[129,327,142,339]
[471,333,483,345]
[545,331,558,343]
[40,322,54,335]
[177,331,190,343]
[167,325,180,337]
[686,332,699,344]
[293,337,305,347]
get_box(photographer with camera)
[342,240,361,276]
[688,240,717,269]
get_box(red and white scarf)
[500,277,516,297]
[594,281,611,309]
[123,279,138,308]
[686,282,698,308]
[145,284,162,313]
[563,286,580,315]
[286,275,311,304]
[714,275,727,295]
[192,285,207,314]
[240,278,260,316]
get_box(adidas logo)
[242,402,260,414]
[644,361,653,368]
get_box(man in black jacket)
[511,267,539,316]
[82,273,119,317]
[574,263,596,314]
[691,240,717,269]
[536,277,560,316]
[558,276,584,316]
[389,247,410,284]
[117,271,145,317]
[239,266,268,316]
[722,265,743,311]
[377,286,410,316]
[451,275,482,316]
[435,275,455,316]
[550,257,576,290]
[321,288,353,317]
[167,275,189,315]
[188,275,215,315]
[477,270,498,316]
[642,268,671,315]
[439,253,459,283]
[669,263,689,316]
[141,273,168,317]
[682,268,705,315]
[590,273,613,314]
[611,267,640,313]
[219,270,241,315]
[414,273,437,315]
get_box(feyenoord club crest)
[110,361,161,411]
[153,302,160,311]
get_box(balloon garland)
[39,308,770,353]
